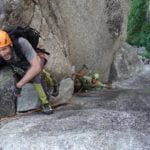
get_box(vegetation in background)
[127,0,150,58]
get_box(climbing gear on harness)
[0,30,12,47]
[92,72,100,80]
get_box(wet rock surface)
[0,66,150,150]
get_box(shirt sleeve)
[18,37,36,62]
[83,76,106,88]
[96,81,106,88]
[82,76,92,83]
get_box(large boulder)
[53,0,131,81]
[17,83,41,112]
[17,78,74,112]
[51,78,74,105]
[109,43,144,82]
[0,66,74,117]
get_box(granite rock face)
[17,83,41,112]
[17,78,74,112]
[0,65,150,150]
[54,0,131,81]
[0,67,74,117]
[0,0,131,81]
[110,43,144,81]
[0,67,16,118]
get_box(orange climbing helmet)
[0,30,12,48]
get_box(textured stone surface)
[0,65,150,150]
[112,65,150,89]
[55,78,74,103]
[55,0,131,81]
[110,43,144,81]
[17,84,41,112]
[0,0,72,79]
[17,78,74,112]
[0,68,16,118]
[0,0,131,81]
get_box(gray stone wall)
[0,0,131,81]
[54,0,131,81]
[109,43,144,82]
[0,67,16,118]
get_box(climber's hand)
[106,84,112,89]
[13,85,22,97]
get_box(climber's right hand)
[13,85,22,97]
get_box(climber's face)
[0,46,12,60]
[92,77,97,84]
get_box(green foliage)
[138,32,150,51]
[141,22,150,33]
[127,0,150,56]
[140,51,150,59]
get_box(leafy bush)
[127,0,150,57]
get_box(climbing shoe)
[42,104,54,114]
